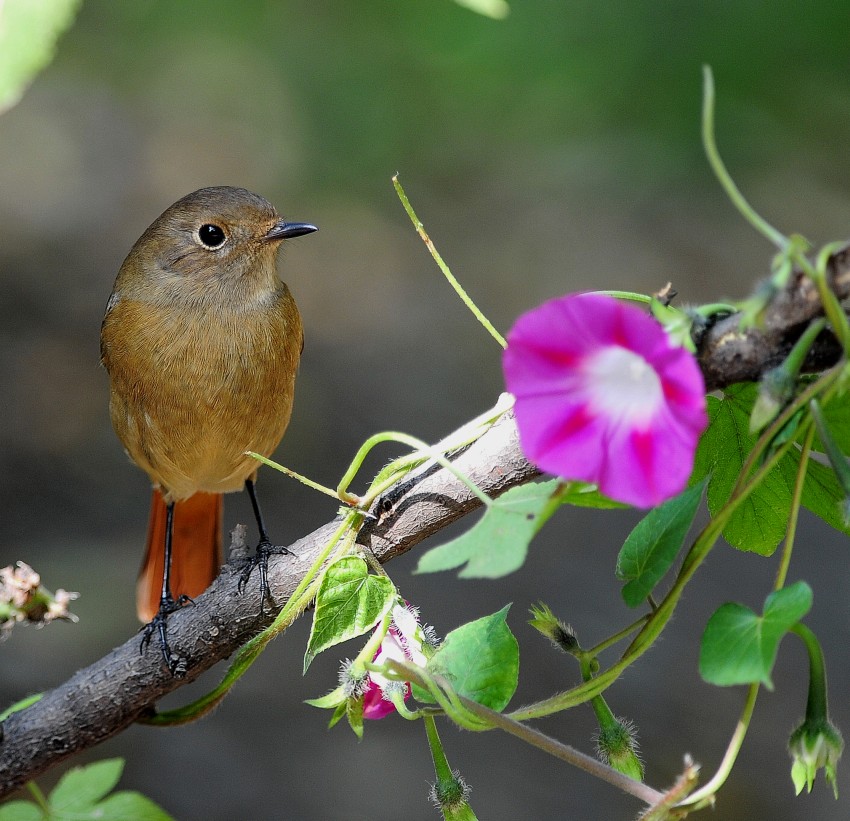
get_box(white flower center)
[584,345,663,424]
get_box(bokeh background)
[3,2,850,819]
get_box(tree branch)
[698,243,850,390]
[1,241,848,795]
[0,408,537,796]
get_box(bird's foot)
[140,594,193,677]
[236,540,292,610]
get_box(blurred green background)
[3,1,850,818]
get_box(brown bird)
[100,186,316,674]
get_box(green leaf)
[801,458,850,535]
[346,694,364,739]
[811,389,850,454]
[0,0,81,114]
[699,581,813,688]
[0,801,42,821]
[304,556,395,673]
[452,0,510,20]
[558,482,628,510]
[49,758,124,813]
[420,605,518,710]
[94,792,175,821]
[616,481,705,607]
[689,397,716,487]
[415,480,560,578]
[694,383,794,555]
[327,700,347,730]
[768,407,804,450]
[305,685,347,710]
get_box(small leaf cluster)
[0,760,172,821]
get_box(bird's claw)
[139,594,192,677]
[237,540,292,610]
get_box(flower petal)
[503,293,707,508]
[362,681,398,720]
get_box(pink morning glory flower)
[503,293,707,508]
[363,604,428,720]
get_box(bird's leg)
[140,500,191,677]
[237,478,292,607]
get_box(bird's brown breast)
[101,287,302,501]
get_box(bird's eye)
[197,223,227,249]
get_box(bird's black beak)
[264,220,318,241]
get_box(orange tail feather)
[136,489,224,622]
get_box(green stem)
[731,364,843,500]
[813,242,850,352]
[584,614,650,658]
[589,691,618,735]
[393,174,507,349]
[0,692,42,721]
[385,661,486,730]
[530,481,577,534]
[246,452,342,501]
[774,423,814,591]
[337,430,493,509]
[595,290,651,304]
[360,545,388,577]
[638,765,701,821]
[388,689,423,720]
[783,318,827,378]
[693,302,739,316]
[396,663,666,805]
[26,781,50,812]
[791,622,829,722]
[424,714,455,784]
[677,682,760,809]
[810,397,850,498]
[359,611,394,668]
[702,65,788,250]
[260,393,514,509]
[430,673,481,729]
[349,393,514,504]
[456,691,665,806]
